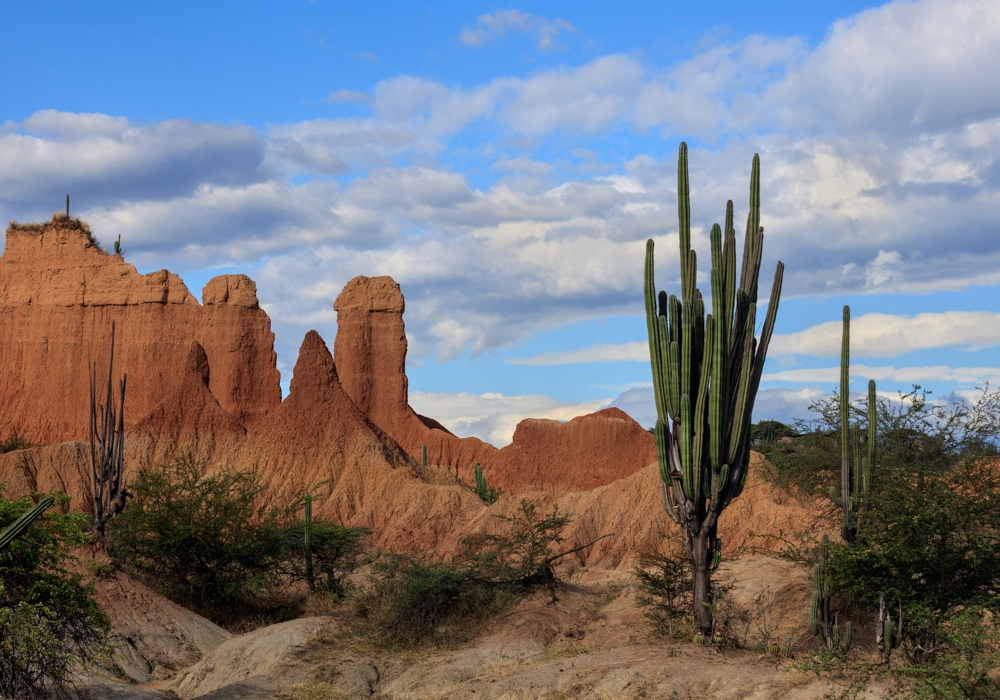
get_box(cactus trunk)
[645,143,784,634]
[840,308,876,546]
[304,492,314,592]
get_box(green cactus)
[876,593,903,662]
[811,535,852,656]
[66,194,70,218]
[0,496,54,552]
[304,492,314,592]
[472,462,502,505]
[422,444,427,467]
[113,235,121,256]
[840,306,876,546]
[645,142,784,633]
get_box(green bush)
[283,520,369,597]
[785,384,1000,689]
[107,457,292,615]
[0,491,109,698]
[633,546,692,638]
[107,457,369,623]
[350,501,572,648]
[0,433,33,454]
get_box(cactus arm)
[680,395,694,501]
[644,240,668,424]
[710,270,727,473]
[746,261,784,407]
[681,299,693,416]
[678,143,691,290]
[667,340,681,422]
[0,496,54,551]
[841,305,851,542]
[727,304,757,462]
[692,315,713,497]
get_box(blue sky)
[2,0,999,444]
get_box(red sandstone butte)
[0,220,280,461]
[333,275,656,494]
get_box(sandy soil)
[78,555,884,700]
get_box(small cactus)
[811,535,852,656]
[66,194,70,217]
[472,463,502,505]
[875,593,903,661]
[113,235,121,256]
[421,444,427,467]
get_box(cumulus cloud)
[763,364,1000,385]
[407,390,611,446]
[772,311,1000,358]
[0,111,266,208]
[509,341,647,365]
[2,0,1000,374]
[763,0,1000,135]
[459,10,576,50]
[609,386,656,429]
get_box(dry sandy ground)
[73,555,888,700]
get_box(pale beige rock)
[92,571,231,683]
[171,617,332,699]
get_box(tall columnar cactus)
[645,142,784,632]
[422,444,428,467]
[0,496,54,552]
[840,306,876,546]
[811,535,852,655]
[90,321,131,542]
[304,492,315,592]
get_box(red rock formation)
[228,330,488,550]
[0,220,280,461]
[333,275,655,494]
[481,408,657,493]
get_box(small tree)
[644,143,784,633]
[90,321,130,542]
[107,457,293,616]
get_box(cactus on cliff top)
[645,142,784,633]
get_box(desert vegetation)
[0,491,109,699]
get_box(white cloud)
[772,311,1000,358]
[764,0,1000,135]
[4,0,1000,371]
[459,10,576,50]
[407,390,611,446]
[322,90,373,104]
[762,364,1000,385]
[0,111,265,207]
[509,341,647,365]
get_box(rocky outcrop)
[0,221,280,464]
[0,218,815,572]
[333,276,655,494]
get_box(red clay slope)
[333,275,657,494]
